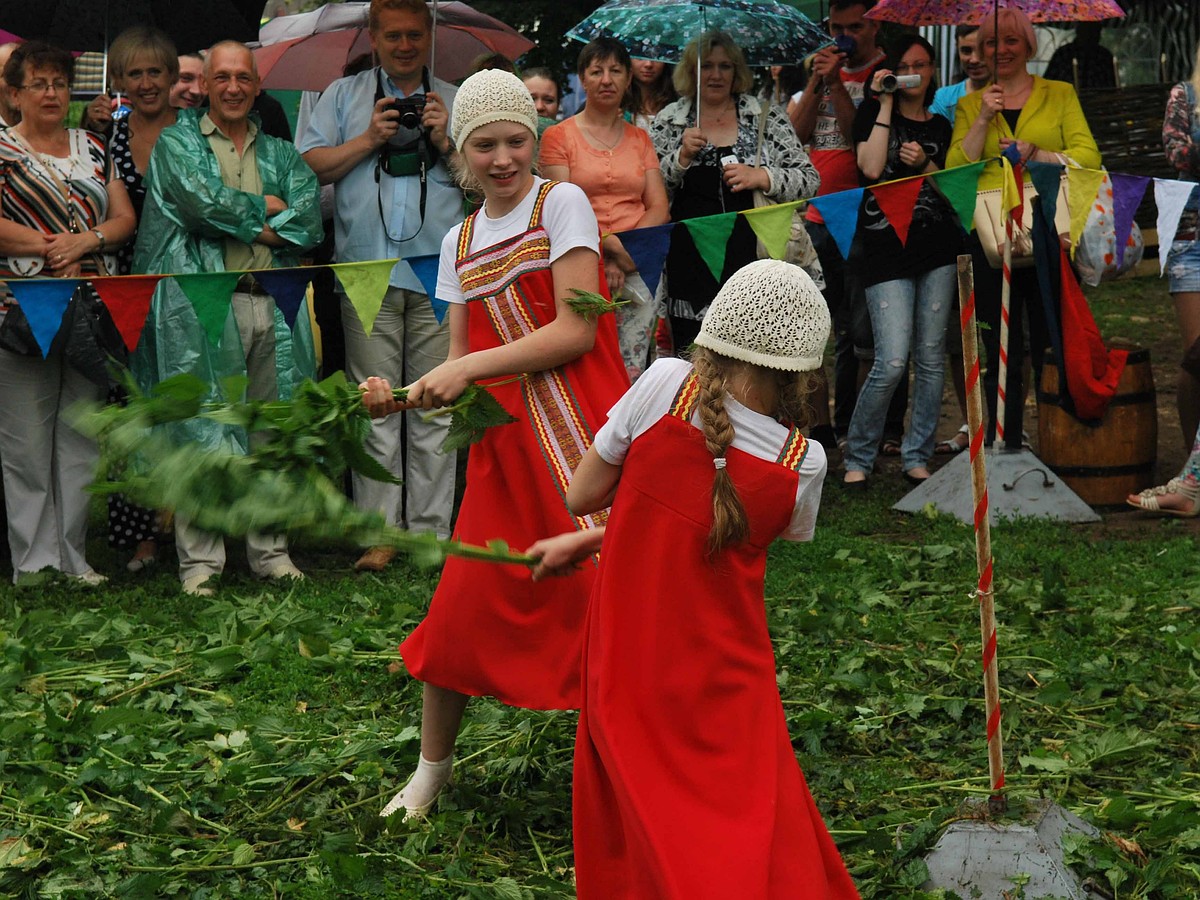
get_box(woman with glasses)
[0,41,136,586]
[842,34,960,488]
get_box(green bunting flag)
[930,161,985,233]
[743,201,802,261]
[174,272,240,347]
[333,260,398,337]
[682,212,738,282]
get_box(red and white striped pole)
[958,254,1006,812]
[995,208,1014,448]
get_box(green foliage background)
[2,489,1198,897]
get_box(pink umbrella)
[865,0,1124,25]
[254,1,534,89]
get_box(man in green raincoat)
[131,41,323,597]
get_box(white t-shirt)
[592,358,827,541]
[436,177,599,304]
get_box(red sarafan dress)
[574,371,860,899]
[400,180,629,710]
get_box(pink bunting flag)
[91,276,162,351]
[869,178,925,247]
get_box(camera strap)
[374,67,441,244]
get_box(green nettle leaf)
[565,288,629,320]
[71,372,529,568]
[231,843,255,867]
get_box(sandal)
[880,438,902,457]
[1126,478,1200,517]
[935,424,970,455]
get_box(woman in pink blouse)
[541,38,670,382]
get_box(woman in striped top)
[0,41,135,586]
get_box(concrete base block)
[923,799,1104,899]
[893,448,1101,525]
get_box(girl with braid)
[528,260,860,898]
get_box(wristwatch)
[92,228,106,251]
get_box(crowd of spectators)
[20,0,1194,589]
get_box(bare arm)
[401,246,601,409]
[526,526,608,581]
[567,444,623,515]
[302,97,400,185]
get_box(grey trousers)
[341,286,454,537]
[0,344,103,582]
[175,292,291,581]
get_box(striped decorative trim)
[775,428,809,471]
[668,371,701,420]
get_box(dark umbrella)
[0,0,268,53]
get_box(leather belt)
[235,274,271,296]
[1176,232,1198,242]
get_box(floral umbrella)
[566,0,832,67]
[864,0,1125,26]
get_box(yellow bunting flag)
[1067,167,1106,259]
[333,259,399,337]
[1000,158,1022,220]
[742,200,802,261]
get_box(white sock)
[380,753,454,818]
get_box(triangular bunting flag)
[174,272,239,346]
[91,275,161,351]
[930,161,985,233]
[1058,245,1127,420]
[1027,160,1065,226]
[1154,179,1198,274]
[333,259,396,336]
[254,268,312,330]
[808,188,863,260]
[682,212,738,282]
[8,279,78,357]
[1065,166,1105,257]
[617,222,673,298]
[870,178,925,246]
[1110,173,1150,269]
[742,201,801,261]
[407,254,448,324]
[1001,158,1025,226]
[1001,143,1023,167]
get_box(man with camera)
[791,0,886,458]
[299,0,462,572]
[133,41,323,595]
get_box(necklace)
[578,116,623,154]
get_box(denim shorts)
[1167,238,1200,294]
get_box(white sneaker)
[181,574,216,597]
[263,561,304,581]
[68,569,108,587]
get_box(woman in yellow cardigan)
[947,7,1099,447]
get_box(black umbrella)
[0,0,267,53]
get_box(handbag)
[0,302,43,357]
[973,168,1071,270]
[61,282,128,388]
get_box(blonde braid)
[692,348,748,556]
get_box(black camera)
[387,95,427,130]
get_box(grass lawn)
[1,273,1198,898]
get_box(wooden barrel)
[1036,347,1157,507]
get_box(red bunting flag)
[91,276,162,351]
[869,177,925,247]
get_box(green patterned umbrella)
[566,0,832,66]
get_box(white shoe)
[68,569,108,587]
[263,561,304,581]
[380,754,454,820]
[182,574,216,597]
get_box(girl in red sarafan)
[529,259,860,899]
[362,69,628,819]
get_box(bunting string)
[0,157,1190,361]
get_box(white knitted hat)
[694,259,830,372]
[450,69,539,152]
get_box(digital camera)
[833,34,857,57]
[388,95,427,130]
[879,73,922,93]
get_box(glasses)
[895,62,932,73]
[21,80,69,94]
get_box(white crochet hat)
[450,69,539,152]
[694,259,830,372]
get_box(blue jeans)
[845,265,956,474]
